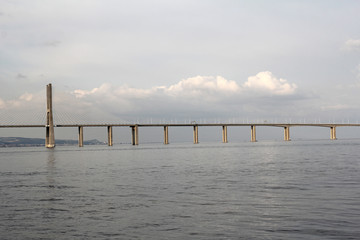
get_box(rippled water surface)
[1,140,360,239]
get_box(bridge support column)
[107,126,113,146]
[78,126,83,147]
[193,125,199,144]
[164,126,169,144]
[45,83,55,148]
[131,125,139,145]
[284,126,290,141]
[251,125,256,142]
[222,126,228,143]
[330,126,337,140]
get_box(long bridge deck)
[1,123,360,147]
[2,123,360,128]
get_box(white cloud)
[165,76,240,101]
[19,93,33,101]
[66,72,299,120]
[243,71,297,95]
[72,73,296,105]
[167,76,239,94]
[73,83,154,100]
[73,76,242,102]
[343,38,360,52]
[73,83,110,98]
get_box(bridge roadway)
[1,123,360,128]
[2,123,360,147]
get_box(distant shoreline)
[0,137,105,147]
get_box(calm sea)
[1,140,359,239]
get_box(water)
[1,140,359,239]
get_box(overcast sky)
[1,0,360,126]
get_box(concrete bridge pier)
[251,125,257,142]
[131,125,139,145]
[193,125,199,144]
[78,126,84,147]
[164,126,169,144]
[107,126,113,146]
[222,125,228,143]
[330,126,337,140]
[284,126,290,141]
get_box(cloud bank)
[74,71,297,100]
[64,71,301,122]
[1,71,302,123]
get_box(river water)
[1,140,359,239]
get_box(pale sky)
[1,0,360,126]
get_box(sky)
[1,0,360,140]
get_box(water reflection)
[46,150,56,188]
[41,150,61,216]
[37,150,65,238]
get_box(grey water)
[1,140,359,240]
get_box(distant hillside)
[0,137,105,147]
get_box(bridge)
[0,84,359,148]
